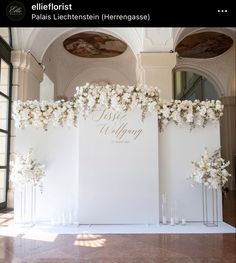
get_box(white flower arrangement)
[12,100,79,130]
[189,148,231,189]
[157,100,224,131]
[74,83,160,119]
[12,84,224,131]
[10,149,45,192]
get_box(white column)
[137,53,176,100]
[7,50,43,208]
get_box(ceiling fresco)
[176,32,233,58]
[63,32,128,58]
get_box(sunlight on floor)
[0,232,19,237]
[0,212,14,227]
[74,234,106,247]
[22,232,58,242]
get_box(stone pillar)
[11,50,44,101]
[7,50,43,208]
[137,53,177,100]
[220,96,236,190]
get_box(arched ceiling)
[11,27,143,61]
[173,27,236,49]
[41,29,137,99]
[11,27,176,61]
[11,27,235,62]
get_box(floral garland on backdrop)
[12,83,224,131]
[74,83,160,119]
[157,99,223,131]
[13,100,79,130]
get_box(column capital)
[136,52,177,100]
[11,50,44,100]
[11,50,44,83]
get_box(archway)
[21,28,142,62]
[173,69,221,101]
[41,30,137,100]
[173,27,235,51]
[65,67,132,99]
[174,27,236,226]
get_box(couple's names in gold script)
[93,109,143,142]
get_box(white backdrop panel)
[15,126,79,224]
[14,120,222,224]
[159,122,222,222]
[78,109,159,224]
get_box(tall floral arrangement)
[189,148,231,189]
[10,149,45,192]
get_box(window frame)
[0,32,12,210]
[173,70,203,101]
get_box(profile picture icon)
[6,1,26,21]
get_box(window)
[0,28,10,46]
[0,28,12,209]
[174,70,219,101]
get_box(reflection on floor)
[0,231,235,262]
[0,211,236,262]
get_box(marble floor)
[0,232,235,263]
[0,212,236,263]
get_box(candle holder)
[181,218,186,225]
[161,193,167,224]
[174,201,179,224]
[170,207,175,226]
